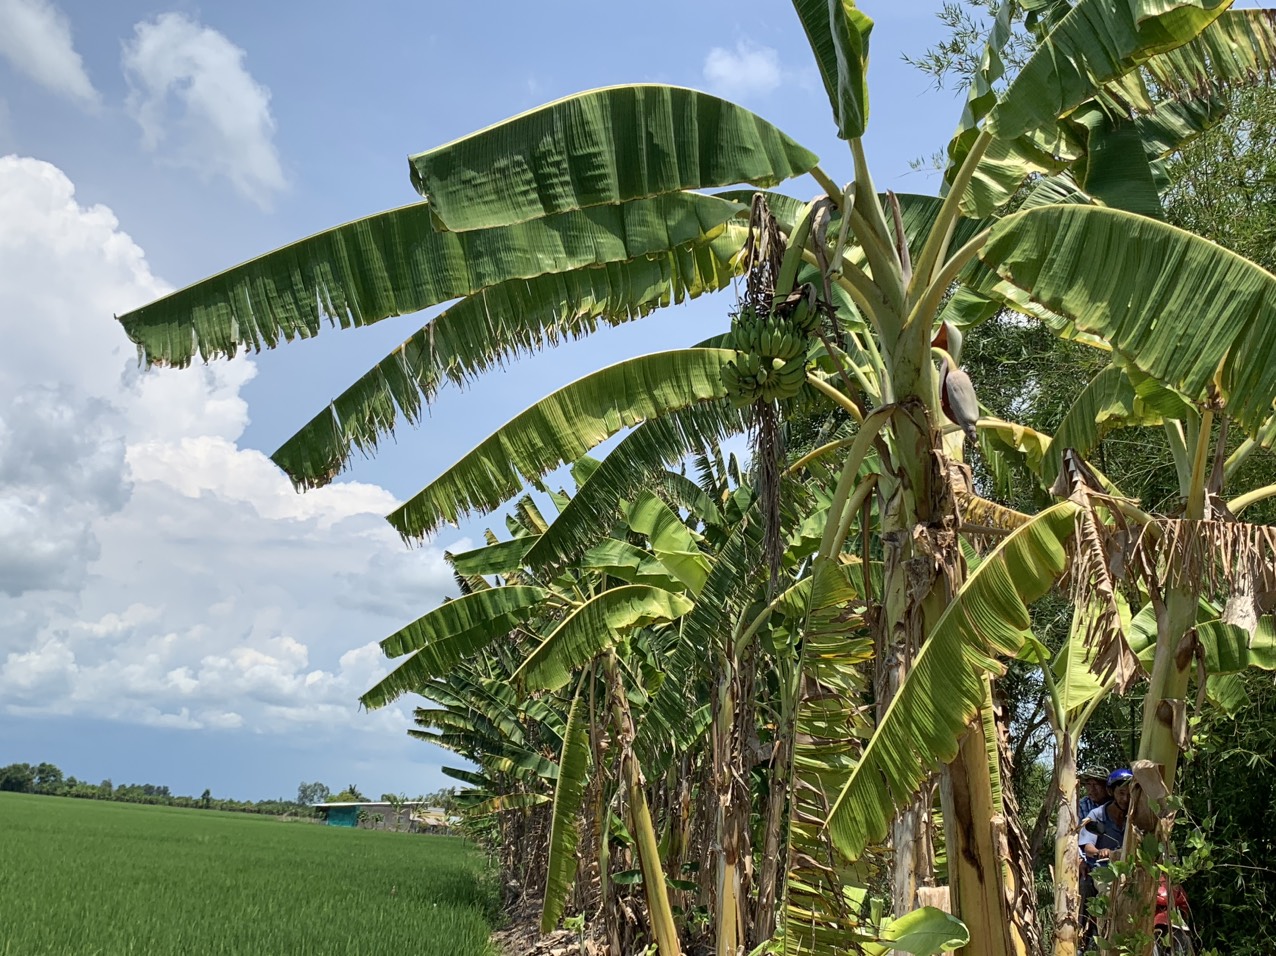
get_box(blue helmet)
[1107,768,1133,789]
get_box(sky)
[0,0,972,801]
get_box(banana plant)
[114,2,1276,954]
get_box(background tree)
[0,763,36,793]
[297,781,331,806]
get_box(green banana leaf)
[960,126,1079,218]
[542,677,593,933]
[361,586,549,709]
[378,585,548,658]
[1072,103,1163,217]
[826,501,1079,860]
[959,2,1252,216]
[1043,362,1189,483]
[467,793,552,814]
[634,630,713,774]
[987,0,1228,143]
[1142,9,1276,101]
[525,400,749,570]
[579,538,687,593]
[389,349,737,541]
[979,204,1276,442]
[271,222,747,488]
[860,906,971,955]
[513,585,694,693]
[625,490,709,593]
[409,728,559,781]
[409,85,818,232]
[654,470,723,529]
[790,0,873,139]
[448,537,540,577]
[441,766,490,788]
[118,194,744,369]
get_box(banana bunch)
[728,310,808,362]
[720,353,806,405]
[773,282,821,336]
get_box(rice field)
[0,792,499,955]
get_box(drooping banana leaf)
[790,0,874,140]
[361,586,549,709]
[678,496,769,655]
[448,537,541,577]
[408,728,559,781]
[979,204,1276,443]
[1141,9,1276,100]
[409,85,819,232]
[654,470,724,529]
[826,501,1079,860]
[271,223,747,489]
[778,564,877,956]
[987,0,1228,144]
[513,585,694,693]
[541,676,593,933]
[441,766,490,788]
[634,629,713,775]
[389,348,737,541]
[958,0,1236,216]
[1071,103,1163,217]
[118,194,746,369]
[525,400,750,571]
[1043,361,1190,484]
[467,793,553,814]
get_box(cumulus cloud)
[702,41,784,100]
[0,155,457,745]
[0,0,98,107]
[121,13,286,207]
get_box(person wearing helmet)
[1078,765,1111,818]
[1079,768,1133,864]
[1078,768,1133,946]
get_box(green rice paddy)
[0,792,498,955]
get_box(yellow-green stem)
[1229,481,1276,515]
[1186,409,1214,520]
[909,127,993,302]
[807,373,869,422]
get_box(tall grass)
[0,792,498,955]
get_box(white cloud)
[0,0,98,107]
[702,41,784,100]
[121,13,286,208]
[0,155,458,745]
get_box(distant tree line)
[0,762,461,819]
[0,761,314,816]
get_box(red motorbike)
[1153,877,1194,956]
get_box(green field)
[0,793,498,955]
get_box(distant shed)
[311,801,450,832]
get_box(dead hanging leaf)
[1132,518,1276,599]
[1053,449,1140,691]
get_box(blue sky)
[0,0,972,801]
